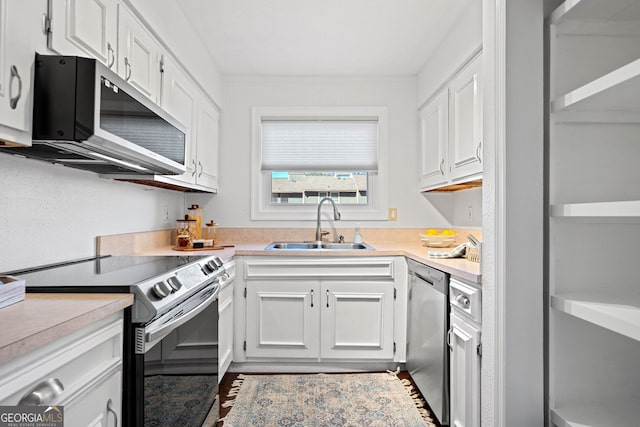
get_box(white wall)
[416,0,483,108]
[188,76,453,229]
[0,154,185,272]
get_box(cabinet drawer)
[244,257,395,280]
[63,366,122,427]
[0,314,123,406]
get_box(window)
[251,107,388,220]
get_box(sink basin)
[265,241,374,251]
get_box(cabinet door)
[449,56,482,182]
[218,283,233,380]
[117,6,160,102]
[63,368,122,427]
[194,98,219,191]
[48,0,118,69]
[320,282,394,359]
[246,281,320,358]
[160,58,197,184]
[419,89,449,190]
[449,313,481,427]
[0,0,45,145]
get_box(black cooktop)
[3,255,207,289]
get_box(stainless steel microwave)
[1,54,186,175]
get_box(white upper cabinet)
[160,57,219,192]
[160,57,197,183]
[0,0,47,146]
[449,56,482,182]
[419,89,449,189]
[44,0,221,192]
[419,53,482,191]
[48,0,118,69]
[194,97,219,191]
[117,5,162,102]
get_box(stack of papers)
[0,275,25,309]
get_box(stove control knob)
[214,257,224,268]
[167,276,182,292]
[152,281,171,299]
[207,260,219,271]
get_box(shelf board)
[551,293,640,342]
[552,57,640,114]
[550,200,640,217]
[551,401,639,427]
[551,0,640,25]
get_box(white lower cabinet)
[0,313,124,426]
[246,280,320,359]
[449,312,481,427]
[241,257,405,362]
[63,367,122,427]
[321,282,394,359]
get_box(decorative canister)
[176,216,197,247]
[187,204,203,239]
[203,220,218,246]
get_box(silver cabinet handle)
[198,161,203,177]
[476,140,482,163]
[9,65,22,110]
[191,159,197,176]
[310,289,314,307]
[107,43,115,68]
[439,158,445,175]
[447,328,453,349]
[18,378,64,406]
[455,294,471,308]
[107,398,118,427]
[326,289,330,308]
[124,57,132,81]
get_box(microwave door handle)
[146,284,220,343]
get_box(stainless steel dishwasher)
[406,258,450,426]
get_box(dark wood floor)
[217,371,441,427]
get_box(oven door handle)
[145,284,220,344]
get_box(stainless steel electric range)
[3,254,231,426]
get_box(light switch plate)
[389,208,397,221]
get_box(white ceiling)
[176,0,473,76]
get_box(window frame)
[251,106,389,221]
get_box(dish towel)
[428,242,468,258]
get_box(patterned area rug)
[220,372,437,427]
[144,375,217,427]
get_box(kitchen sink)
[265,241,374,251]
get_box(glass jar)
[176,216,197,247]
[203,220,218,246]
[187,204,203,239]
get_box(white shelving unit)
[548,0,640,426]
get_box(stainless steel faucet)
[315,197,341,242]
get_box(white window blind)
[261,120,378,171]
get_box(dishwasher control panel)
[450,278,481,323]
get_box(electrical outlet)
[466,206,473,221]
[163,206,170,221]
[389,208,397,221]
